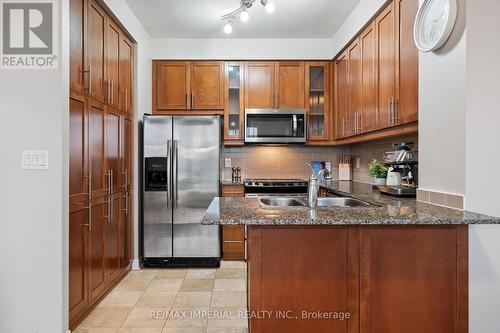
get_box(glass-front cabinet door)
[305,62,330,141]
[224,62,245,145]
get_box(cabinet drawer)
[223,225,245,241]
[223,241,245,253]
[221,185,244,197]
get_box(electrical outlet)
[224,158,232,168]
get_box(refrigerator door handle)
[167,140,172,209]
[173,140,179,209]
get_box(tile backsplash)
[222,134,418,183]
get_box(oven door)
[245,109,306,143]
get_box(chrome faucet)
[306,163,325,208]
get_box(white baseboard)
[131,259,141,270]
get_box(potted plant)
[368,159,388,185]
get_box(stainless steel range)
[244,179,308,197]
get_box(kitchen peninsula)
[202,181,500,333]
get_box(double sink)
[260,196,373,208]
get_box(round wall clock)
[414,0,457,52]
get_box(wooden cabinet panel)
[376,2,397,129]
[245,62,275,109]
[105,19,120,109]
[397,0,419,124]
[70,0,85,93]
[248,226,359,333]
[119,36,133,114]
[359,226,467,333]
[335,52,349,139]
[70,95,88,200]
[275,61,305,109]
[69,205,88,322]
[348,38,362,136]
[221,185,245,261]
[106,195,121,283]
[87,0,106,103]
[156,61,190,110]
[191,61,224,109]
[88,199,107,302]
[88,99,106,197]
[120,116,133,268]
[106,108,121,191]
[360,23,378,133]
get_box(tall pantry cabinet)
[69,0,135,328]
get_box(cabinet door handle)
[82,173,92,231]
[393,99,398,125]
[125,89,128,110]
[388,98,392,125]
[111,80,114,105]
[191,92,194,108]
[342,117,346,137]
[122,192,129,215]
[272,92,276,108]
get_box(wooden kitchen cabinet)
[87,0,106,103]
[360,23,378,133]
[306,62,330,141]
[221,184,246,261]
[245,61,275,109]
[247,225,467,333]
[70,0,86,94]
[119,36,133,114]
[359,226,467,333]
[105,18,120,109]
[275,61,305,108]
[191,61,224,110]
[375,1,398,129]
[396,0,419,124]
[69,0,135,327]
[155,61,191,110]
[224,62,245,145]
[335,52,349,139]
[348,38,362,136]
[245,61,305,110]
[332,0,419,142]
[248,226,359,333]
[153,60,224,112]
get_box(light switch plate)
[224,158,232,168]
[22,151,48,170]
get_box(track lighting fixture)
[221,0,276,34]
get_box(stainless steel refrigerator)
[142,115,221,267]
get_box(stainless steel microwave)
[244,109,306,143]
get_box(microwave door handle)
[292,115,298,137]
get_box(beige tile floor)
[75,261,248,333]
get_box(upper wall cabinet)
[333,0,418,141]
[275,61,305,109]
[191,61,224,110]
[153,60,224,112]
[155,61,191,110]
[224,62,245,144]
[305,62,330,141]
[244,62,275,109]
[70,0,134,116]
[245,61,305,110]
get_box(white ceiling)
[124,0,362,39]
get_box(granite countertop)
[202,180,500,225]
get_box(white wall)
[466,1,500,331]
[418,0,467,195]
[102,0,153,267]
[330,0,387,57]
[0,1,69,332]
[152,38,332,60]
